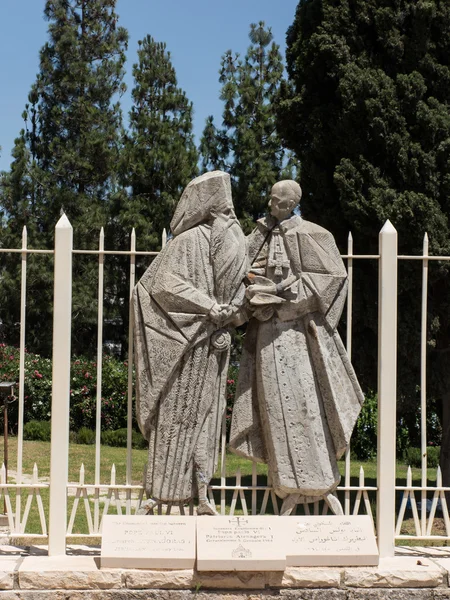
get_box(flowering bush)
[225,363,238,439]
[0,345,134,433]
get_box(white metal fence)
[0,215,448,557]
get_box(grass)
[0,436,447,546]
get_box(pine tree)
[200,22,297,232]
[106,35,198,355]
[277,0,450,479]
[0,0,128,355]
[31,0,128,239]
[116,34,198,250]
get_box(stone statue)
[133,171,248,515]
[229,180,364,515]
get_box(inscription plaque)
[101,515,196,569]
[281,515,379,566]
[196,516,285,571]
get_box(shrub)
[226,363,238,439]
[0,345,134,433]
[404,446,440,468]
[428,446,441,468]
[101,428,146,449]
[351,391,378,461]
[23,420,51,442]
[76,426,96,445]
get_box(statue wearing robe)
[229,181,364,513]
[134,171,248,512]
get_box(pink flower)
[34,370,43,379]
[227,379,235,385]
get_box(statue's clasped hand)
[209,302,233,324]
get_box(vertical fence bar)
[15,227,27,532]
[344,232,353,516]
[420,233,429,535]
[162,228,167,248]
[376,220,398,558]
[48,215,73,556]
[126,229,136,491]
[220,409,227,515]
[251,461,257,515]
[94,228,105,532]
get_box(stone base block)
[18,556,122,590]
[344,557,445,588]
[0,548,448,599]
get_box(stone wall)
[1,547,450,599]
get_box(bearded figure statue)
[133,171,248,514]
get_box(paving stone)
[0,557,21,590]
[0,593,20,600]
[432,558,450,586]
[278,591,347,600]
[396,547,450,559]
[347,589,434,600]
[195,571,265,589]
[344,556,445,588]
[125,569,195,589]
[18,556,122,590]
[267,567,342,588]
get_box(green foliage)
[107,34,199,353]
[69,354,131,431]
[116,34,198,248]
[101,428,146,449]
[351,391,377,461]
[76,426,96,445]
[351,391,415,460]
[0,0,129,356]
[404,446,440,469]
[200,22,298,232]
[23,420,51,442]
[226,363,239,439]
[0,345,133,433]
[278,0,449,465]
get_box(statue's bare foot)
[137,498,158,515]
[326,493,343,515]
[280,493,300,516]
[197,499,219,516]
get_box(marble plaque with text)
[281,515,379,566]
[100,515,196,569]
[197,516,285,571]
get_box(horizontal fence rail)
[0,216,447,555]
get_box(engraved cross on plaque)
[229,517,248,527]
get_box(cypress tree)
[200,22,297,233]
[277,0,450,477]
[107,35,198,355]
[116,34,198,250]
[0,0,128,355]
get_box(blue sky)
[0,0,299,172]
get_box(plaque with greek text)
[196,516,285,571]
[101,515,196,569]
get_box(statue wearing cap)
[133,171,248,514]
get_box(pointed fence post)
[377,220,398,558]
[48,214,73,556]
